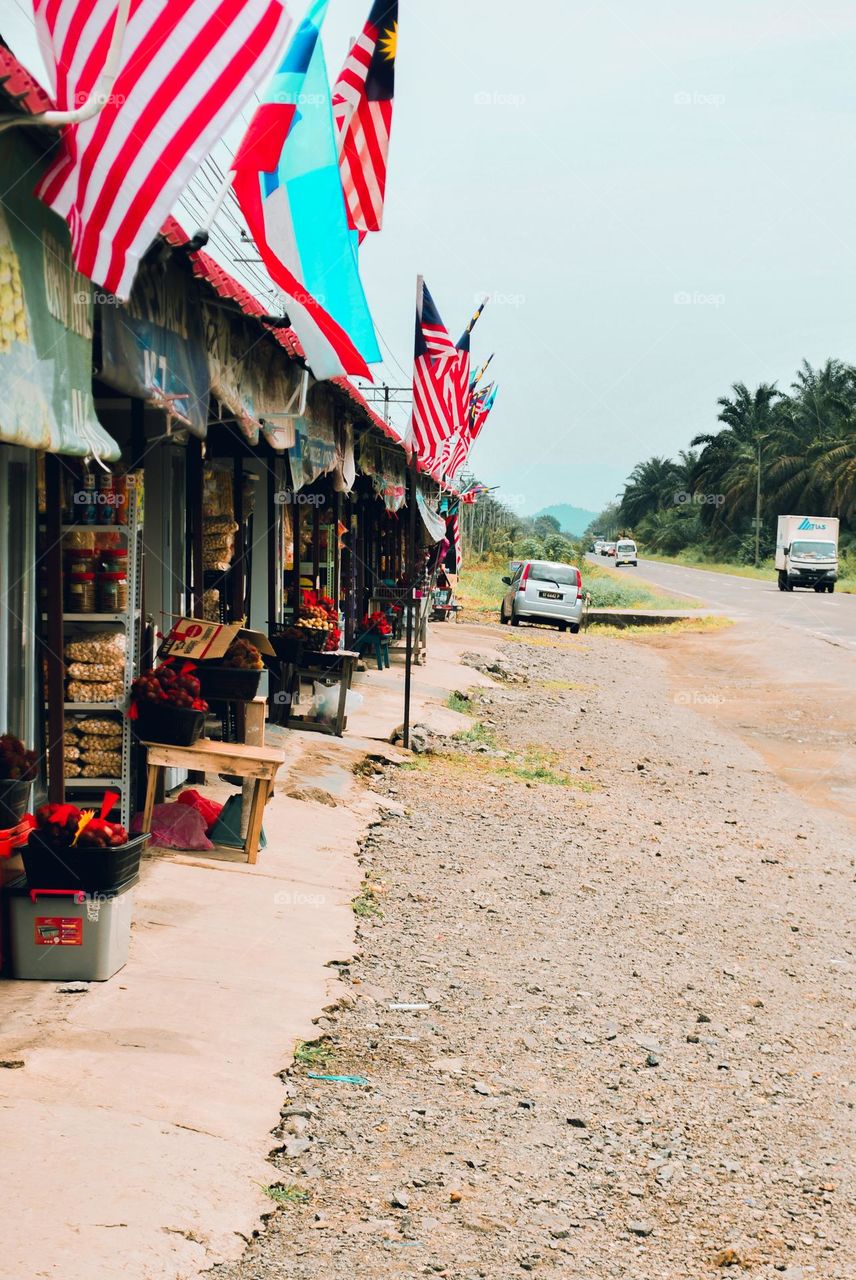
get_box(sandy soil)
[213,624,854,1280]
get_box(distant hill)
[533,504,601,537]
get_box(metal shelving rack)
[61,476,143,829]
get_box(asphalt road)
[585,553,856,651]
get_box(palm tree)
[767,360,856,511]
[618,456,682,526]
[692,382,782,559]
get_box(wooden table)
[140,739,285,864]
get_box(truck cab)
[776,516,839,593]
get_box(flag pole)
[472,352,494,388]
[465,296,489,335]
[1,0,132,131]
[402,274,423,752]
[190,170,235,248]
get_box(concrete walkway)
[0,625,490,1280]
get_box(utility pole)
[755,439,762,567]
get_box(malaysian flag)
[232,0,380,380]
[332,0,397,237]
[408,277,457,468]
[446,382,498,481]
[33,0,292,299]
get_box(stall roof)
[0,45,438,476]
[161,216,409,452]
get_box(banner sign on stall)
[202,301,297,449]
[99,258,209,437]
[0,133,120,460]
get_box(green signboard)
[0,132,119,460]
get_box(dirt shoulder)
[214,624,854,1280]
[643,619,856,833]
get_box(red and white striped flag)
[332,0,397,237]
[34,0,293,299]
[408,277,457,469]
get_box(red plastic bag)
[176,789,223,833]
[130,802,213,850]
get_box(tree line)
[590,359,855,562]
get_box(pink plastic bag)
[131,802,214,850]
[176,788,223,833]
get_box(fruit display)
[362,610,392,637]
[0,733,38,782]
[292,591,341,652]
[34,802,129,849]
[223,637,263,670]
[130,662,208,713]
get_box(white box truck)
[775,515,839,593]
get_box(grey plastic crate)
[7,879,134,981]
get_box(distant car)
[588,541,597,553]
[598,541,611,556]
[601,541,616,557]
[615,539,637,566]
[500,560,584,633]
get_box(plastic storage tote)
[7,880,134,981]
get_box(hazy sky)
[5,2,856,513]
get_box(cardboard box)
[159,618,276,662]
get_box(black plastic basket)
[0,779,31,827]
[197,665,262,702]
[133,703,205,746]
[269,633,305,665]
[21,831,149,893]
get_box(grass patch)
[293,1038,334,1069]
[581,559,692,609]
[457,556,693,620]
[456,564,510,619]
[401,740,594,791]
[264,1183,310,1206]
[587,615,733,638]
[498,748,583,788]
[446,690,476,715]
[537,678,590,691]
[454,720,497,747]
[352,876,384,918]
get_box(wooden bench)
[139,739,285,864]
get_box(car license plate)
[539,591,562,599]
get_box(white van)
[615,539,637,566]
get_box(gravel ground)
[213,628,855,1280]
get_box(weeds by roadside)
[263,1183,310,1207]
[293,1039,334,1069]
[454,721,498,747]
[352,875,384,919]
[588,616,732,638]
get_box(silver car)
[500,560,584,633]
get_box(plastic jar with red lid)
[98,572,128,614]
[66,572,97,613]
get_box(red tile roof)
[0,43,53,115]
